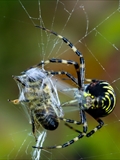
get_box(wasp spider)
[32,26,116,149]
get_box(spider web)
[1,0,120,159]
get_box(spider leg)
[64,123,82,134]
[79,109,88,133]
[61,104,88,133]
[38,59,79,70]
[32,112,87,149]
[64,118,104,138]
[86,118,104,137]
[32,110,87,149]
[61,99,88,133]
[47,70,78,86]
[32,131,85,149]
[61,99,78,107]
[60,117,81,125]
[62,102,88,133]
[36,25,85,89]
[37,59,79,84]
[85,78,99,83]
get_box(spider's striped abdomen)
[85,80,116,118]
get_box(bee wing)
[52,78,80,113]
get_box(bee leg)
[31,114,37,142]
[8,99,20,104]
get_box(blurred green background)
[0,0,120,159]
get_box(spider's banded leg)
[37,59,79,85]
[62,102,88,133]
[46,71,78,86]
[33,117,86,149]
[79,109,88,133]
[64,119,104,138]
[38,59,79,71]
[85,78,98,83]
[65,123,82,134]
[32,132,85,149]
[61,99,78,107]
[60,117,81,125]
[62,108,88,134]
[86,118,104,137]
[36,25,85,89]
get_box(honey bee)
[9,67,64,141]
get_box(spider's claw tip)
[35,25,39,28]
[32,146,42,150]
[35,25,42,29]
